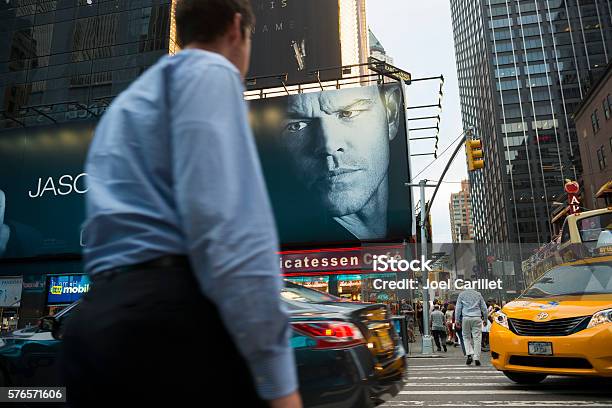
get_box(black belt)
[91,255,190,282]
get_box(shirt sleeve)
[170,63,297,400]
[480,296,488,320]
[455,294,463,323]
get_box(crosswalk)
[381,358,612,407]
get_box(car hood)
[503,294,612,320]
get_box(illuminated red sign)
[564,181,580,195]
[278,245,408,276]
[564,181,581,214]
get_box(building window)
[526,75,551,88]
[592,110,600,133]
[604,94,612,120]
[597,146,607,170]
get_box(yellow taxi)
[490,256,612,383]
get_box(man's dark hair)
[175,0,255,48]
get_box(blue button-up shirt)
[82,49,297,400]
[455,289,488,323]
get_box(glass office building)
[0,0,173,326]
[0,0,173,129]
[450,0,612,282]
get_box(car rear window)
[282,282,340,303]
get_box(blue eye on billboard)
[47,274,91,304]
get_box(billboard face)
[47,274,91,304]
[251,83,412,245]
[0,86,411,257]
[248,0,342,88]
[0,123,94,259]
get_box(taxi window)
[560,220,570,243]
[522,262,612,297]
[579,213,612,242]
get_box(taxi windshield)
[521,262,612,298]
[578,213,612,243]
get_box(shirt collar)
[175,48,240,75]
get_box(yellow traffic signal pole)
[405,127,484,354]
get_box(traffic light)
[466,139,484,171]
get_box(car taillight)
[291,321,365,349]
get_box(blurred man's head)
[434,305,440,310]
[279,86,401,217]
[175,0,254,77]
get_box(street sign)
[368,57,412,84]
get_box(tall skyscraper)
[449,180,475,242]
[0,0,173,129]
[369,29,394,64]
[1,0,370,127]
[450,0,612,279]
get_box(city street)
[383,337,612,407]
[0,0,611,406]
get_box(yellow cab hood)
[503,294,612,320]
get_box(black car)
[0,282,406,407]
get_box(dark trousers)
[432,329,447,351]
[457,327,466,355]
[59,262,267,407]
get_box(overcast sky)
[367,0,469,243]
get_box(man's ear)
[228,13,243,44]
[384,86,401,141]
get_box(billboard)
[251,83,412,245]
[0,123,94,259]
[0,277,23,307]
[47,274,91,304]
[247,0,342,88]
[0,85,412,258]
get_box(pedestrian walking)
[455,288,488,366]
[452,305,466,354]
[482,298,500,352]
[445,303,455,345]
[430,305,447,352]
[482,314,491,351]
[416,301,424,335]
[400,299,416,343]
[59,1,301,407]
[487,298,502,321]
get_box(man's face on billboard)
[280,86,401,217]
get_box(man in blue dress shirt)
[59,1,301,407]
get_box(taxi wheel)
[503,371,547,384]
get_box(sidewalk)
[407,333,485,359]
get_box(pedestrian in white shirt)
[455,288,488,366]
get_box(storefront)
[280,244,415,309]
[0,276,24,332]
